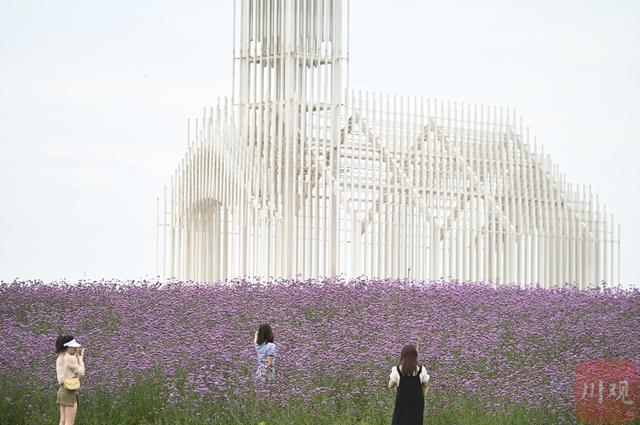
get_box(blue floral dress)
[254,342,276,382]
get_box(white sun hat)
[63,339,81,348]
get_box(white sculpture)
[157,0,620,289]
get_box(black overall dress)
[392,365,425,425]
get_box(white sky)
[1,0,638,286]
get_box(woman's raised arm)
[68,354,85,378]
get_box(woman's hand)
[263,356,273,383]
[77,349,84,363]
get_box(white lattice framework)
[157,0,621,288]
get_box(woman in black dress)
[388,344,430,425]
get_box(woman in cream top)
[55,336,85,425]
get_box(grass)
[3,378,630,425]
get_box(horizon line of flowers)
[1,275,637,294]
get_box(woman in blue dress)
[253,323,276,383]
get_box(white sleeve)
[389,366,400,385]
[67,354,85,378]
[56,356,64,385]
[419,367,430,385]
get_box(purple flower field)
[1,278,639,424]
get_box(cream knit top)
[56,353,85,386]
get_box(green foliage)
[5,378,638,425]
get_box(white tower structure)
[157,0,621,289]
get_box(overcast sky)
[1,0,638,286]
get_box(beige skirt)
[56,386,78,406]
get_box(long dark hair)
[56,335,74,354]
[256,323,274,345]
[398,344,420,376]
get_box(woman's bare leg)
[64,403,77,425]
[58,404,65,425]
